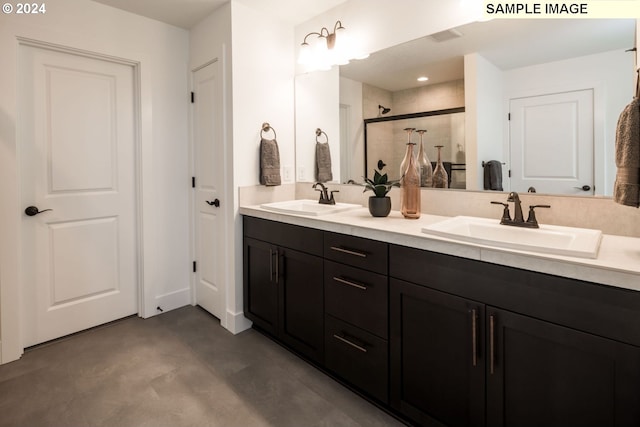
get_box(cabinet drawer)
[243,216,323,256]
[325,315,389,404]
[324,232,388,274]
[325,260,388,339]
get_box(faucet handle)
[526,205,550,227]
[491,201,511,224]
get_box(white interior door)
[19,44,138,347]
[509,90,594,195]
[192,61,225,320]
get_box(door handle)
[24,206,52,216]
[574,185,591,191]
[206,199,220,207]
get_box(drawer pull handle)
[330,246,367,258]
[333,276,367,291]
[333,334,368,353]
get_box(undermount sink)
[260,199,361,216]
[421,216,602,259]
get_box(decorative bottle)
[400,128,421,219]
[432,145,449,188]
[416,130,433,187]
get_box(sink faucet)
[491,192,550,228]
[313,182,338,205]
[507,192,524,223]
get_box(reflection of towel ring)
[315,128,329,144]
[261,122,277,139]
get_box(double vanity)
[240,198,640,426]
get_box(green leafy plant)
[363,169,400,197]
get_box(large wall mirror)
[295,18,636,196]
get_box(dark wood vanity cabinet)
[243,217,324,363]
[243,216,640,426]
[390,244,640,427]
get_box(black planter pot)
[368,196,391,217]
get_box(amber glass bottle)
[400,128,421,219]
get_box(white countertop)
[240,205,640,292]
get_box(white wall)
[295,68,340,183]
[230,0,296,331]
[465,53,505,191]
[339,76,364,183]
[0,0,190,363]
[503,49,633,196]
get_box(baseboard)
[223,310,252,334]
[153,287,191,316]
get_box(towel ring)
[315,128,329,144]
[261,122,277,139]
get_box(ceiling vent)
[429,28,463,43]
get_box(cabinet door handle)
[275,250,279,283]
[330,246,367,258]
[333,334,368,353]
[471,308,478,367]
[489,313,496,375]
[269,249,274,282]
[333,276,367,290]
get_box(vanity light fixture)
[298,20,369,72]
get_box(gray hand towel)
[315,142,332,183]
[260,138,281,186]
[613,98,640,207]
[483,160,503,191]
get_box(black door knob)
[206,199,220,207]
[25,206,52,216]
[574,185,591,191]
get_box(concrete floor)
[0,306,405,427]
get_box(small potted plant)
[363,168,400,217]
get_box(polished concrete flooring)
[0,306,405,427]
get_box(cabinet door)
[487,307,640,427]
[243,238,278,335]
[279,247,324,364]
[390,279,485,427]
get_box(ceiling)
[90,0,348,28]
[340,19,636,92]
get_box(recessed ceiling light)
[417,76,429,82]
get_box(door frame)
[0,37,147,363]
[503,81,606,195]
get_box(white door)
[509,90,594,195]
[192,62,225,320]
[19,44,138,347]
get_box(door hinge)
[191,92,195,103]
[508,169,512,178]
[192,176,196,188]
[508,113,511,121]
[193,261,197,273]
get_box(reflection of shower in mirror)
[378,104,391,115]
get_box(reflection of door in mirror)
[510,90,593,195]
